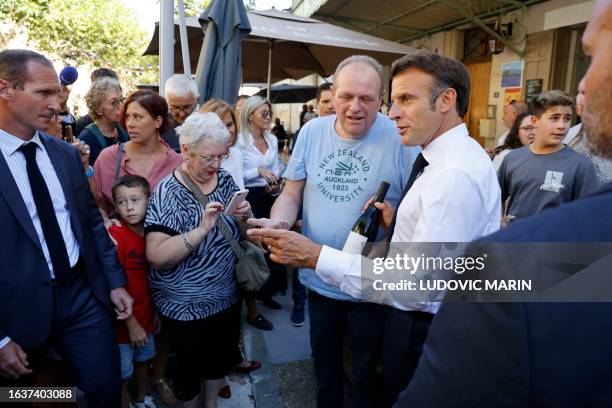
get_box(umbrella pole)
[159,0,174,96]
[177,0,191,76]
[267,39,273,101]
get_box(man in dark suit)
[0,49,132,406]
[395,1,612,406]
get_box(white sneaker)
[131,394,158,408]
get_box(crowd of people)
[0,1,611,407]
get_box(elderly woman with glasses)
[145,112,252,408]
[78,77,129,164]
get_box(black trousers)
[246,186,287,298]
[0,271,121,408]
[308,290,385,408]
[383,308,433,407]
[165,301,242,401]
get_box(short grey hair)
[334,55,383,94]
[165,74,199,99]
[238,95,271,145]
[177,112,229,150]
[85,77,122,120]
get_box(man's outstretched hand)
[247,228,322,269]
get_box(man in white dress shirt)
[250,55,418,407]
[249,51,501,406]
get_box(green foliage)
[0,0,158,89]
[181,0,212,17]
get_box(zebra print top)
[145,169,240,321]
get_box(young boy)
[498,90,600,222]
[110,175,158,408]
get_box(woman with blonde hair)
[236,95,284,330]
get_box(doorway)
[464,59,492,146]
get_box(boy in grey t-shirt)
[499,90,600,222]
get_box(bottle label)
[342,231,368,255]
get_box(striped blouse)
[145,169,240,321]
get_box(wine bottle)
[342,181,390,255]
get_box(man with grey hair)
[250,54,419,407]
[164,74,199,126]
[161,74,199,152]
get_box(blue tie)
[386,153,429,240]
[19,143,71,280]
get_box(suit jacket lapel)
[0,150,43,252]
[41,135,84,245]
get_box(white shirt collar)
[0,129,43,157]
[421,123,468,165]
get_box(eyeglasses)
[108,97,124,109]
[260,110,272,119]
[169,104,196,115]
[196,153,229,166]
[519,126,536,132]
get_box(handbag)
[177,168,270,292]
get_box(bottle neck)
[373,182,390,204]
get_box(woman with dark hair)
[93,90,183,406]
[492,112,535,171]
[93,90,184,222]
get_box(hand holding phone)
[225,189,249,215]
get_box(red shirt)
[109,223,155,344]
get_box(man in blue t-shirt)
[253,55,419,407]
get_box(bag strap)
[117,125,129,142]
[84,123,107,149]
[176,167,245,258]
[114,142,125,184]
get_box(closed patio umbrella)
[195,0,251,106]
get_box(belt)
[51,256,85,287]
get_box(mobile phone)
[64,125,75,143]
[225,189,249,215]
